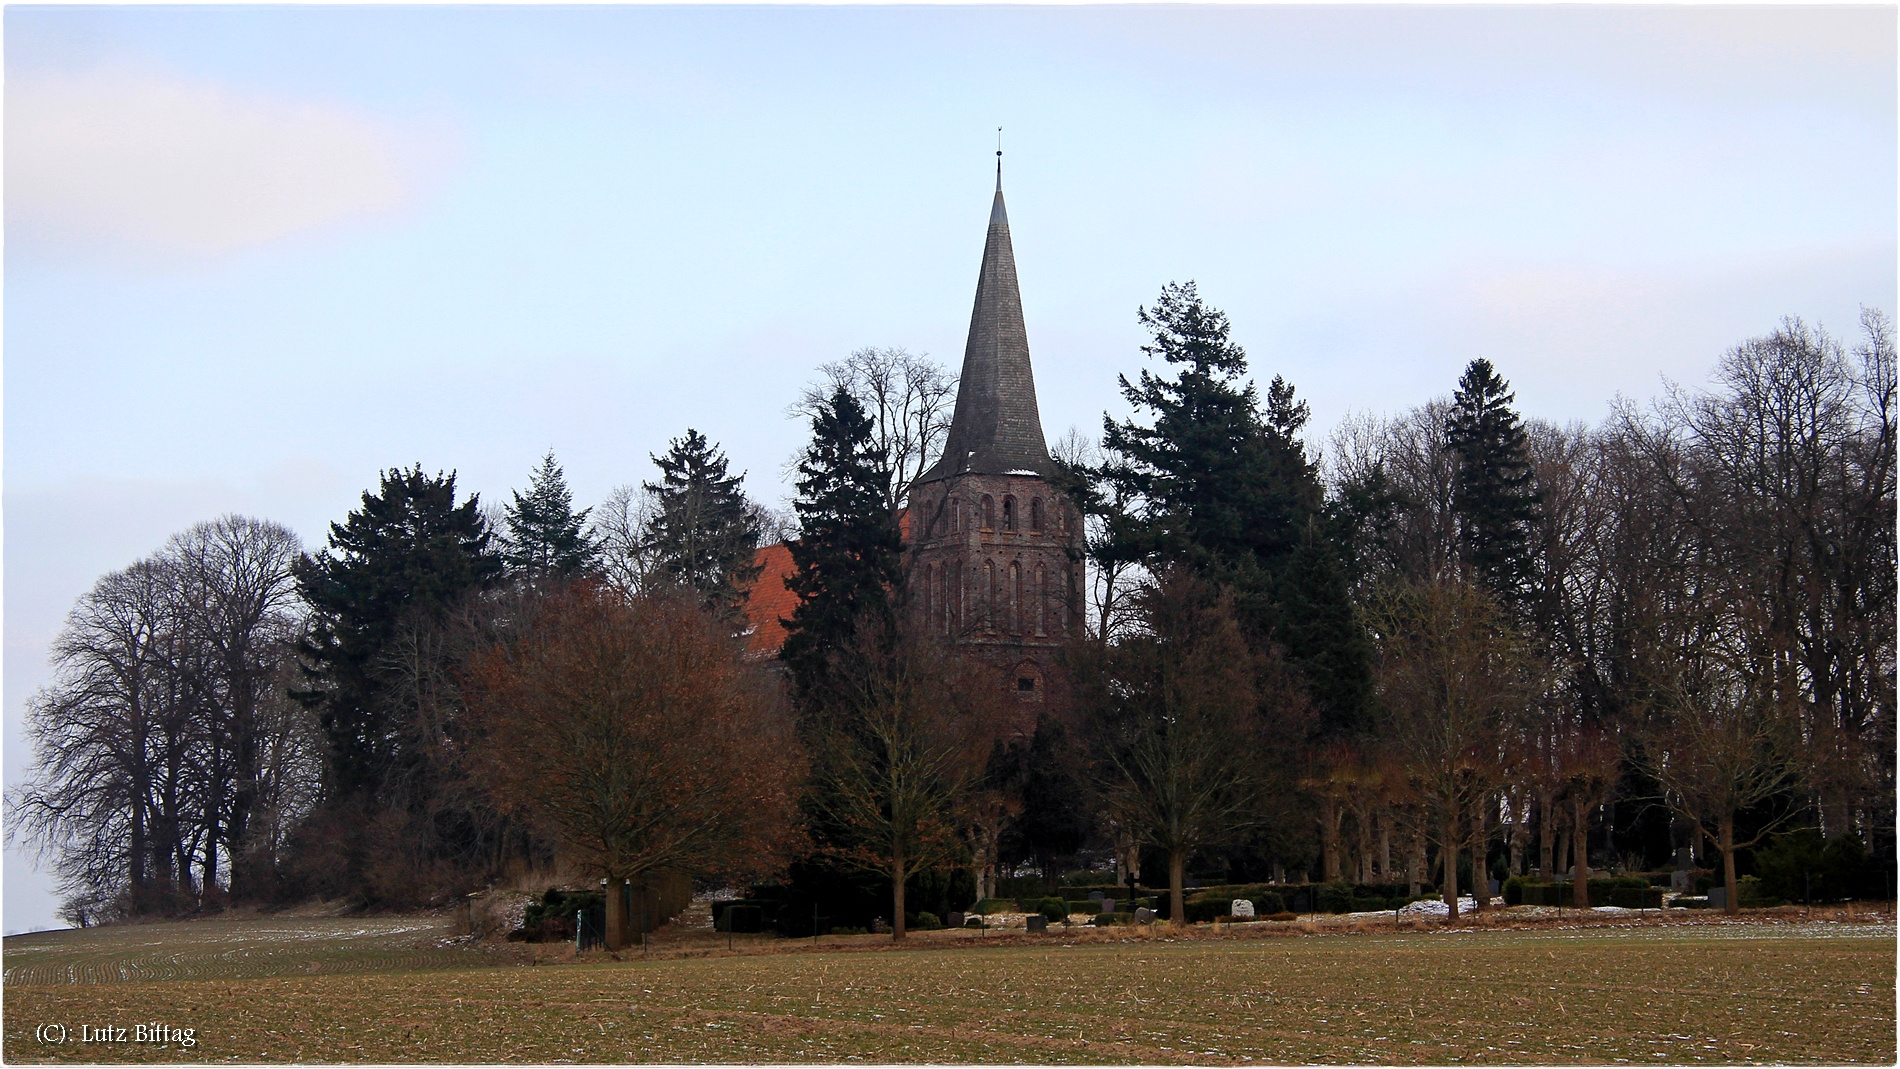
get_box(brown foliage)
[462,583,805,902]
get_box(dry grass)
[4,910,1892,1063]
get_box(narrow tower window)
[1031,498,1043,531]
[981,495,995,530]
[1010,561,1022,632]
[1036,563,1047,635]
[1003,496,1016,531]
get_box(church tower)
[907,165,1085,719]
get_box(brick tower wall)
[906,472,1085,731]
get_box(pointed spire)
[919,167,1053,483]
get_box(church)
[746,165,1085,718]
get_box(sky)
[5,4,1894,934]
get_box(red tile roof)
[740,542,799,656]
[741,511,908,656]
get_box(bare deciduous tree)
[792,346,956,513]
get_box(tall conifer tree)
[780,387,903,715]
[294,466,503,796]
[503,451,600,579]
[1099,282,1368,733]
[1445,358,1541,608]
[643,430,763,619]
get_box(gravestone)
[1488,879,1502,897]
[872,917,889,934]
[946,912,964,929]
[1707,886,1727,908]
[1230,899,1256,920]
[1026,915,1048,933]
[1134,907,1156,924]
[1088,890,1105,903]
[1674,846,1693,870]
[1671,870,1691,893]
[1101,898,1117,915]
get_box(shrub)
[1736,875,1783,908]
[1067,900,1102,916]
[1607,886,1665,909]
[1317,882,1356,914]
[1265,911,1298,922]
[1184,899,1230,923]
[1352,896,1392,912]
[1250,891,1285,915]
[912,911,941,930]
[1090,912,1130,926]
[1502,876,1528,906]
[1037,897,1069,923]
[971,898,1013,915]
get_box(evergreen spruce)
[1445,358,1541,607]
[1099,282,1369,733]
[780,387,904,715]
[502,451,600,579]
[293,465,503,796]
[643,429,764,618]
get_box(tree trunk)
[1319,796,1343,883]
[1378,810,1393,880]
[1572,796,1591,909]
[1509,793,1527,877]
[1409,825,1426,897]
[1539,788,1555,876]
[1720,814,1739,917]
[1441,813,1460,919]
[892,850,908,939]
[1473,801,1492,911]
[1169,848,1187,928]
[605,878,628,951]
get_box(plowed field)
[5,914,1892,1063]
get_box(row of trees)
[1063,290,1893,918]
[11,302,1890,933]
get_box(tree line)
[10,303,1892,932]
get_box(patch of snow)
[1005,469,1040,476]
[1398,896,1479,916]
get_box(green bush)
[1251,891,1286,915]
[1036,897,1069,923]
[1352,896,1394,912]
[1606,886,1665,909]
[1184,899,1231,923]
[971,898,1013,915]
[1065,900,1101,916]
[912,911,941,930]
[1502,876,1528,906]
[1317,882,1356,914]
[1090,911,1130,926]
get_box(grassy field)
[5,913,1893,1063]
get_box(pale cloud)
[6,66,452,257]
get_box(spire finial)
[996,127,1002,190]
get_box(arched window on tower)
[1009,561,1021,632]
[981,495,995,530]
[983,560,996,627]
[949,499,960,534]
[1003,496,1016,531]
[951,561,962,632]
[1031,498,1043,531]
[1036,562,1047,635]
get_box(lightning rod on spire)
[996,127,1003,190]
